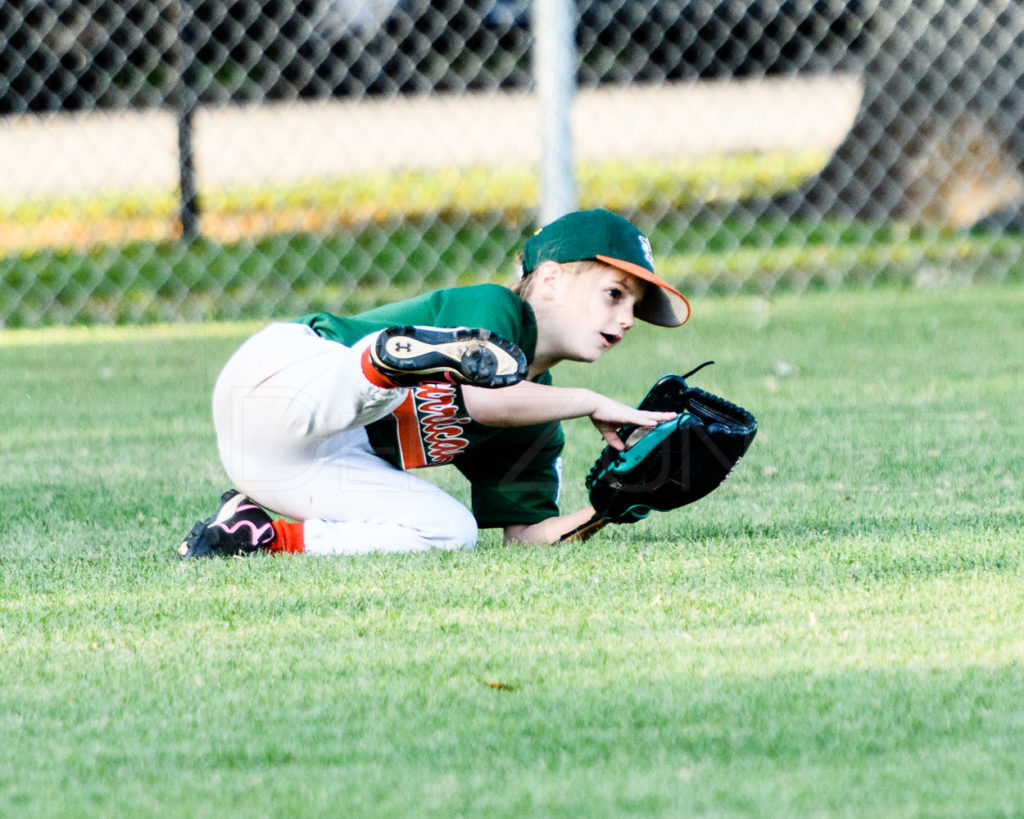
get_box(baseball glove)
[561,363,757,542]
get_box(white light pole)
[534,0,578,223]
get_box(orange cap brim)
[596,254,691,327]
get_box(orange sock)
[269,520,305,553]
[360,347,400,389]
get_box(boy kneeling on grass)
[179,208,690,557]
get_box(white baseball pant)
[211,322,478,554]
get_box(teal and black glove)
[562,364,757,541]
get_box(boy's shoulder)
[433,282,518,304]
[292,283,529,346]
[427,283,535,359]
[428,282,529,323]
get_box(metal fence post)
[534,0,578,223]
[171,0,200,241]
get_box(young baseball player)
[178,208,690,557]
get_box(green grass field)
[1,284,1022,817]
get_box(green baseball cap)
[521,208,690,326]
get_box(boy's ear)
[531,260,562,295]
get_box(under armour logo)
[395,341,412,352]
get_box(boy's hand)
[588,395,676,450]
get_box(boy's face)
[545,263,644,363]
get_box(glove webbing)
[686,388,756,431]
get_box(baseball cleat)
[370,325,527,388]
[177,490,276,558]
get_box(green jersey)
[295,284,564,528]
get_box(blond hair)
[511,259,610,301]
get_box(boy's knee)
[437,502,478,549]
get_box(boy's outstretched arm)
[462,381,675,450]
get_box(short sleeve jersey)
[294,284,563,528]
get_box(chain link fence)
[1,0,1023,327]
